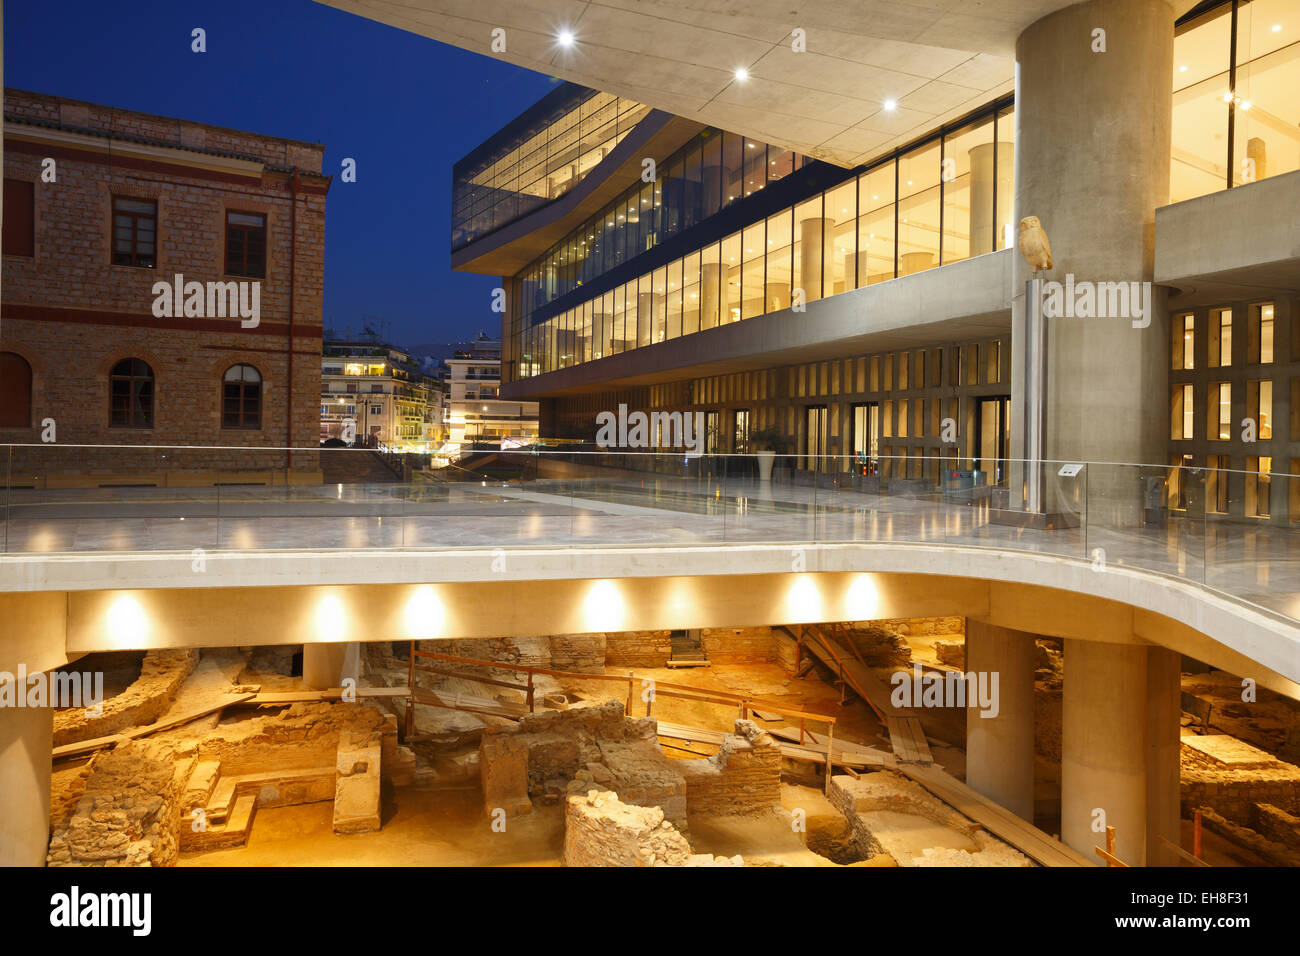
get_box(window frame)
[221,363,263,430]
[111,195,158,269]
[109,358,155,429]
[225,210,268,278]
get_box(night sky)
[5,0,557,348]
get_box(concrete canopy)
[314,0,1193,168]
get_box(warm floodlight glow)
[583,579,625,631]
[107,595,150,645]
[315,594,346,642]
[404,586,443,640]
[786,575,823,620]
[557,29,575,47]
[734,67,749,82]
[844,574,881,620]
[882,98,897,111]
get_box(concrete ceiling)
[315,0,1090,168]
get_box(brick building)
[0,89,331,486]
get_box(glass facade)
[517,129,812,321]
[1171,0,1300,202]
[452,85,650,250]
[515,100,1015,379]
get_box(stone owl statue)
[1018,216,1053,272]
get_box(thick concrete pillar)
[965,622,1037,821]
[1011,0,1174,510]
[1146,645,1182,866]
[969,141,1014,257]
[1061,639,1149,865]
[799,218,834,301]
[0,705,53,866]
[303,642,360,690]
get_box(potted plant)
[748,427,789,482]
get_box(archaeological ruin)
[23,617,1300,868]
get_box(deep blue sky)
[5,0,556,348]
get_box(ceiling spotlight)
[734,67,750,82]
[1272,23,1282,32]
[557,30,575,47]
[1179,65,1188,72]
[883,99,897,111]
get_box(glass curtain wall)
[453,91,650,249]
[1171,0,1300,202]
[519,98,1015,378]
[519,130,811,320]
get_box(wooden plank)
[897,763,1094,867]
[52,692,258,760]
[251,687,411,704]
[656,720,895,770]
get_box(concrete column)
[799,218,834,301]
[0,705,53,866]
[1011,0,1175,511]
[969,141,1014,257]
[965,621,1037,821]
[303,642,360,690]
[1061,639,1149,865]
[1146,645,1182,866]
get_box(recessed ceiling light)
[734,67,749,82]
[883,99,897,111]
[557,30,575,47]
[1179,65,1188,72]
[1272,23,1282,32]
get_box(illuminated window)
[1251,303,1274,363]
[1208,381,1232,440]
[1172,313,1195,369]
[1209,308,1232,366]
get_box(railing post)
[626,673,634,715]
[799,717,806,745]
[1105,825,1117,866]
[824,722,834,795]
[405,640,415,738]
[1194,810,1203,861]
[527,672,535,714]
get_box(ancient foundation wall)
[678,719,782,816]
[562,790,742,867]
[604,631,672,667]
[52,650,199,747]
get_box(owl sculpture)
[1017,216,1053,273]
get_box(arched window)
[0,352,33,428]
[109,358,154,428]
[222,364,262,429]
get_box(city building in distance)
[441,331,539,453]
[320,335,444,452]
